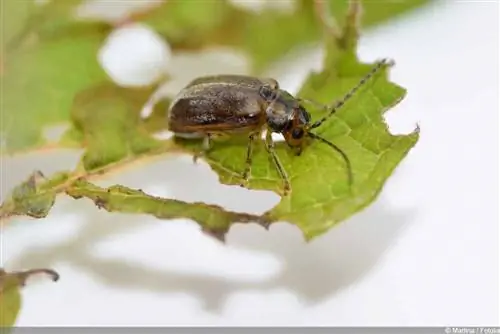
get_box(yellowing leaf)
[0,268,59,329]
[0,280,20,330]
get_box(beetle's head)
[259,85,312,155]
[281,105,311,155]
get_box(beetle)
[141,59,392,195]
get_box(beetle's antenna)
[310,58,393,129]
[308,132,353,186]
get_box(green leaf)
[1,0,110,153]
[66,179,270,241]
[0,268,59,329]
[66,83,165,171]
[1,31,109,152]
[1,0,421,243]
[0,0,428,152]
[174,2,419,240]
[0,171,69,220]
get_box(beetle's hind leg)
[193,134,212,164]
[240,131,259,188]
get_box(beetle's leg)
[240,132,258,188]
[193,134,212,164]
[264,131,291,195]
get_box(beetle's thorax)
[262,89,312,151]
[265,89,311,134]
[265,89,299,131]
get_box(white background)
[1,0,498,327]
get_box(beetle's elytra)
[142,59,392,195]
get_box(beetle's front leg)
[193,134,212,164]
[264,131,291,196]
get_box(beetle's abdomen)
[168,84,265,133]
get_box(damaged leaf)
[2,0,422,243]
[66,179,269,241]
[0,171,69,219]
[177,1,419,239]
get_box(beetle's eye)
[259,85,277,101]
[291,128,304,139]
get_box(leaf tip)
[259,220,272,231]
[301,229,319,243]
[201,227,227,243]
[414,122,421,134]
[411,122,421,142]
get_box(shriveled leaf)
[174,2,419,240]
[0,268,59,328]
[0,171,69,220]
[66,83,165,171]
[66,179,269,241]
[1,0,110,153]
